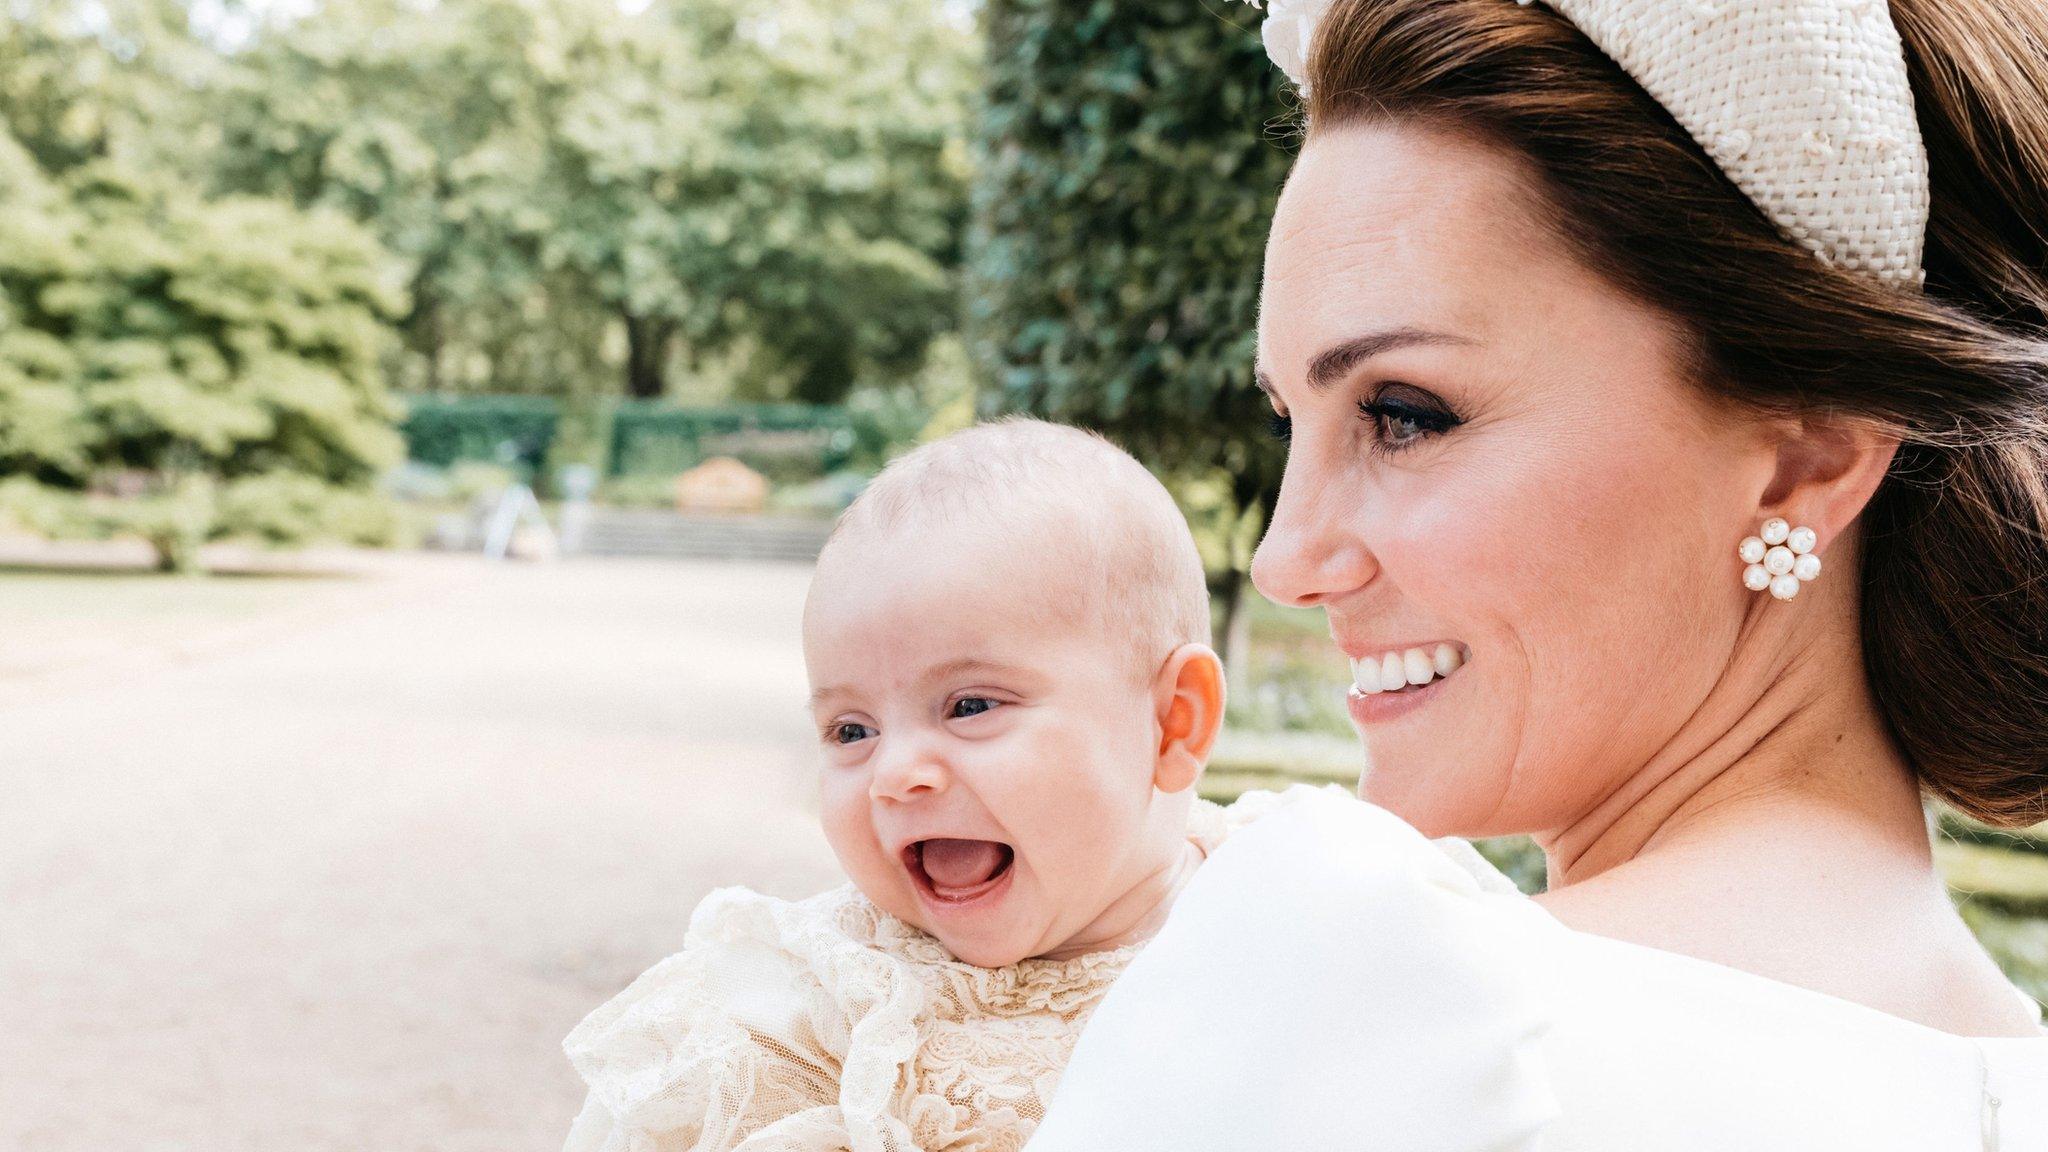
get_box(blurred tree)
[493,0,974,402]
[0,0,222,176]
[208,0,975,403]
[205,0,592,396]
[969,0,1293,667]
[0,129,406,570]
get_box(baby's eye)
[949,697,999,720]
[829,721,876,745]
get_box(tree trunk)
[149,532,203,575]
[404,251,447,392]
[1215,565,1253,691]
[623,313,674,399]
[1215,482,1270,691]
[792,342,856,406]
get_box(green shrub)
[595,472,679,510]
[445,462,521,504]
[400,394,559,474]
[0,134,406,572]
[394,395,855,487]
[217,472,397,547]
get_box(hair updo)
[1301,0,2048,826]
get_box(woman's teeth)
[1351,643,1465,695]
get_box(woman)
[1026,0,2048,1148]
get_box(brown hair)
[1302,0,2048,826]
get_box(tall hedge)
[969,0,1294,644]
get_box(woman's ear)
[1758,414,1900,550]
[1152,643,1226,794]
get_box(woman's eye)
[949,697,999,719]
[1358,390,1460,451]
[830,722,876,745]
[1265,411,1292,442]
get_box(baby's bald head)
[815,419,1210,679]
[803,419,1225,966]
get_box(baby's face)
[804,526,1173,967]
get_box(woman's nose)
[1251,460,1380,608]
[868,739,948,803]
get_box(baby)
[560,419,1268,1152]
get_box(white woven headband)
[1246,0,1931,288]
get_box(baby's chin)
[908,903,1064,969]
[912,901,1050,968]
[935,932,1036,969]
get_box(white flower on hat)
[1241,0,1334,90]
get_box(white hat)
[1248,0,1930,288]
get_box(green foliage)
[400,395,561,474]
[0,0,224,179]
[1957,901,2048,1004]
[445,461,521,504]
[207,0,976,403]
[608,402,854,480]
[1473,837,1550,895]
[204,0,595,396]
[547,395,618,479]
[394,394,854,482]
[970,0,1294,585]
[0,126,405,570]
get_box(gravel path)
[0,555,841,1152]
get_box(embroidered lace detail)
[561,793,1290,1152]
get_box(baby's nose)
[869,743,948,803]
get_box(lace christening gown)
[561,793,1286,1152]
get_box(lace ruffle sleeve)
[562,885,928,1152]
[1024,786,1559,1152]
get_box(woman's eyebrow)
[1257,327,1474,395]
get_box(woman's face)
[1253,122,1774,840]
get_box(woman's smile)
[1345,661,1462,725]
[1346,642,1467,695]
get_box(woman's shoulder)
[1200,782,1535,903]
[1028,784,1559,1151]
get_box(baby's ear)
[1152,643,1226,794]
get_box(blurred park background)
[0,1,2041,1148]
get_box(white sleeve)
[1026,789,1557,1152]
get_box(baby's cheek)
[817,777,881,870]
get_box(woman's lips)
[1346,664,1458,724]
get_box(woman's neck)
[1529,612,2042,1036]
[1537,586,1930,888]
[1539,690,1931,891]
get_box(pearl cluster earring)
[1738,518,1821,600]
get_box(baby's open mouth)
[906,839,1015,903]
